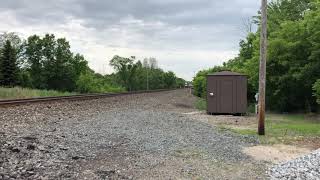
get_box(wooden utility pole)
[258,0,267,135]
[147,67,149,90]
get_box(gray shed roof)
[207,71,245,76]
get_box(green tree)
[148,68,165,89]
[132,60,147,90]
[76,71,99,93]
[0,32,184,93]
[44,37,74,91]
[25,35,45,88]
[72,54,90,77]
[176,78,186,88]
[25,34,92,92]
[192,66,227,98]
[0,40,18,86]
[313,80,320,105]
[263,0,320,111]
[193,75,206,98]
[163,71,177,88]
[193,0,320,112]
[109,55,137,91]
[17,68,32,88]
[0,33,23,62]
[110,55,183,91]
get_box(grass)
[0,87,75,100]
[220,114,320,145]
[266,114,320,136]
[194,98,257,114]
[195,98,207,111]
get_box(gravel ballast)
[269,149,320,180]
[0,89,266,179]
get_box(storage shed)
[207,71,247,115]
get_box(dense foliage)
[193,0,320,112]
[0,40,18,86]
[109,56,185,91]
[313,80,320,104]
[0,33,185,93]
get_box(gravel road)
[269,149,320,180]
[0,89,266,179]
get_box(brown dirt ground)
[243,144,312,163]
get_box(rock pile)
[269,149,320,180]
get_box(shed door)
[219,80,233,113]
[207,77,217,113]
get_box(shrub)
[76,72,125,93]
[195,98,207,111]
[313,79,320,104]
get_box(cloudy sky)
[0,0,260,80]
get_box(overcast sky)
[0,0,260,80]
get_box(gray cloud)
[0,0,260,80]
[1,0,258,28]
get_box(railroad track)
[0,89,176,106]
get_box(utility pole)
[147,66,149,90]
[258,0,267,135]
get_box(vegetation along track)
[0,89,178,106]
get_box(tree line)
[109,56,185,91]
[193,0,320,112]
[0,33,185,93]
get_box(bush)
[313,80,320,104]
[76,72,98,93]
[195,98,207,111]
[193,76,206,98]
[0,87,73,99]
[192,66,228,98]
[76,72,125,93]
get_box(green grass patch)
[233,128,257,135]
[219,114,320,145]
[0,87,75,100]
[266,114,320,137]
[217,125,258,136]
[195,98,207,111]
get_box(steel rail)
[0,89,176,106]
